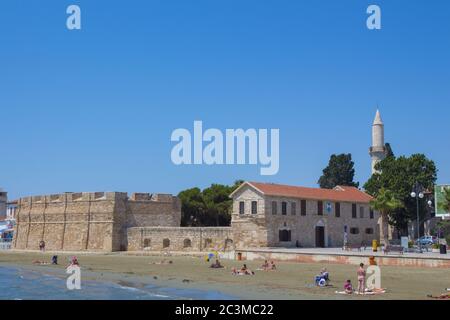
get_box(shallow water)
[0,265,237,300]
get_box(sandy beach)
[0,251,449,300]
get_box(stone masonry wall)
[127,227,234,252]
[13,192,181,252]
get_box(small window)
[291,202,296,215]
[350,228,359,235]
[239,201,245,215]
[183,238,192,248]
[282,202,287,215]
[204,238,212,248]
[272,201,277,215]
[301,200,306,216]
[335,202,341,218]
[143,238,151,248]
[251,201,257,214]
[163,238,170,248]
[365,228,374,235]
[370,209,374,219]
[352,204,357,218]
[360,206,365,218]
[318,201,323,216]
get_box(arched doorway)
[315,220,326,248]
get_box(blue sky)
[1,0,449,199]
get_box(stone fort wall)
[13,192,181,252]
[127,227,234,252]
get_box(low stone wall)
[236,249,450,268]
[127,227,234,252]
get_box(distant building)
[0,190,7,219]
[6,200,18,221]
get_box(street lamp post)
[411,182,425,253]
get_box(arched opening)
[183,238,192,248]
[143,238,151,249]
[279,229,291,242]
[204,238,212,249]
[163,238,170,248]
[224,238,233,250]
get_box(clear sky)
[1,0,449,200]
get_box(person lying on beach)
[427,294,450,300]
[150,259,173,265]
[231,264,255,276]
[32,260,49,265]
[344,280,354,294]
[210,259,224,269]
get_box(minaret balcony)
[369,146,386,153]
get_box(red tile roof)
[245,182,373,203]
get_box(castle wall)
[13,192,181,252]
[127,227,233,252]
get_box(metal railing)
[0,239,12,250]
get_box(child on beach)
[344,280,353,294]
[210,259,224,269]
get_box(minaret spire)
[369,109,387,174]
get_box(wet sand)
[1,251,448,300]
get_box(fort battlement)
[13,191,181,252]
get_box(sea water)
[0,265,236,300]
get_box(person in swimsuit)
[357,263,366,294]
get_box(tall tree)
[364,154,437,235]
[178,180,243,227]
[370,188,403,246]
[438,187,450,213]
[318,154,359,189]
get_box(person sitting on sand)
[319,268,330,284]
[344,280,353,294]
[270,261,277,271]
[68,256,79,267]
[51,255,58,265]
[261,260,270,271]
[210,259,224,269]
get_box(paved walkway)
[243,247,450,260]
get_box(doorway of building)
[315,226,325,248]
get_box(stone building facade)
[13,182,379,252]
[231,182,380,249]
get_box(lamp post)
[411,182,424,253]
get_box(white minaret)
[369,110,387,174]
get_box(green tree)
[364,154,437,235]
[370,188,403,246]
[178,180,243,227]
[438,187,450,213]
[318,154,359,189]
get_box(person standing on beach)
[39,240,45,252]
[357,263,366,294]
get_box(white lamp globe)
[428,200,433,206]
[419,193,424,199]
[411,192,417,198]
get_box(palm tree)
[370,188,404,246]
